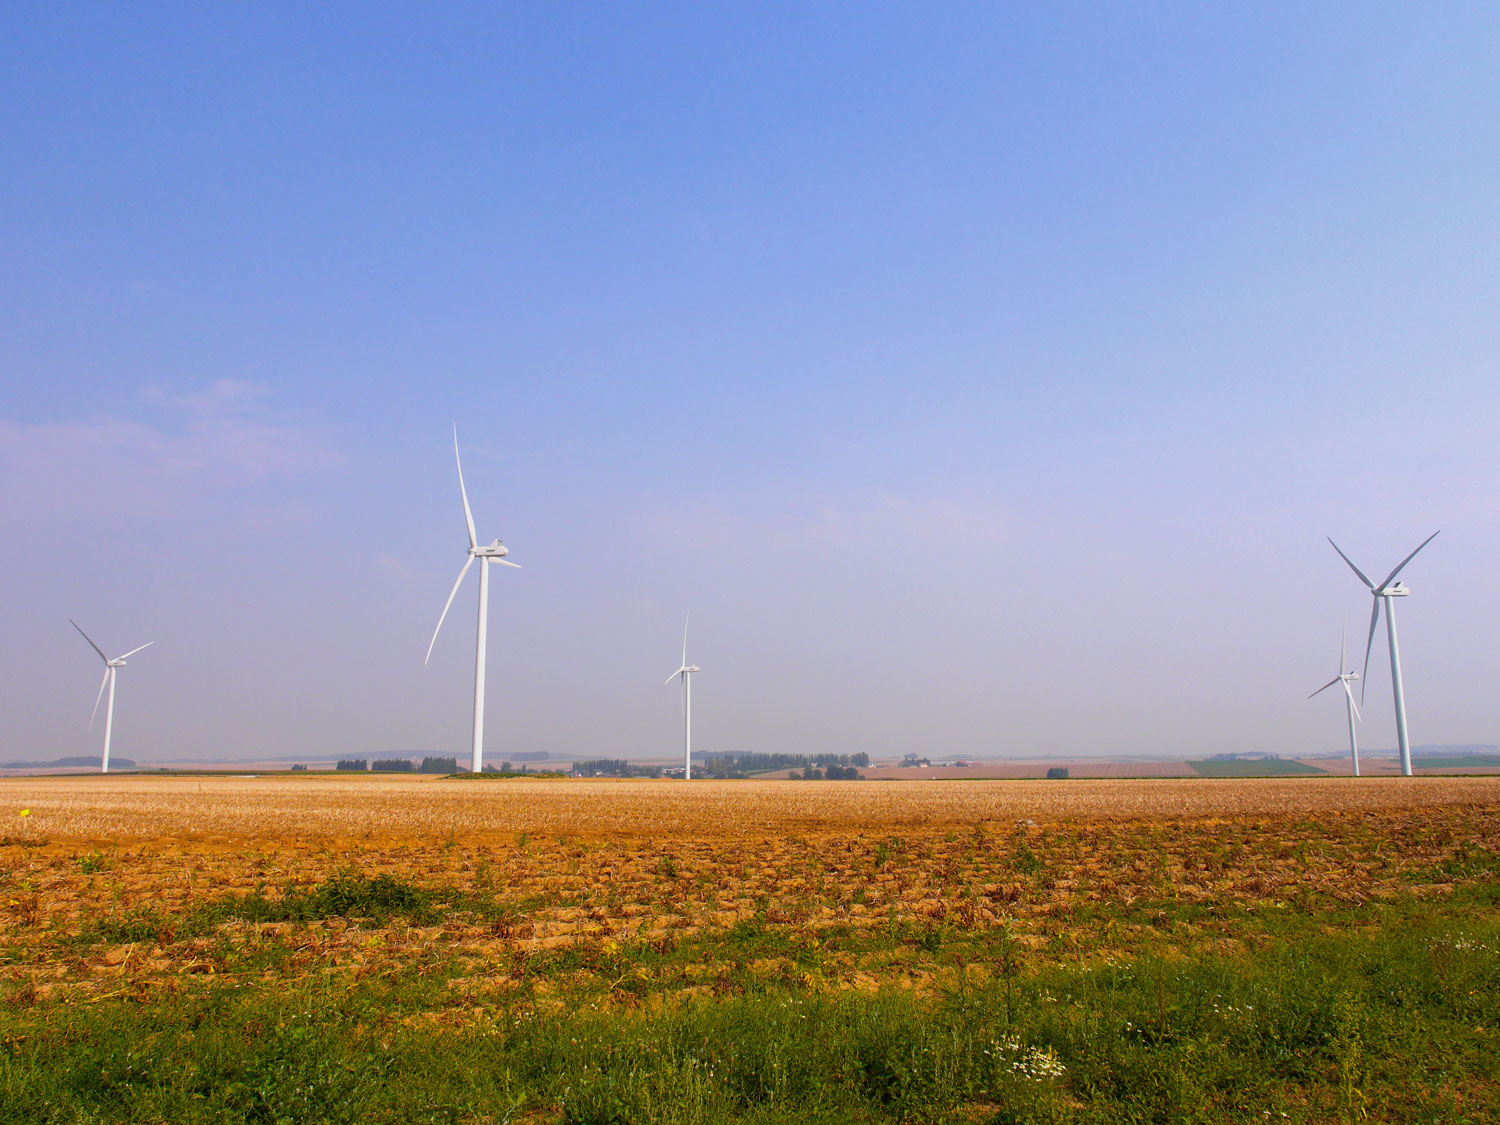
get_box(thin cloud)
[0,382,340,534]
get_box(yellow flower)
[18,809,29,817]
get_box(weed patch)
[201,869,439,927]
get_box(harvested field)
[2,774,1498,1003]
[4,774,1498,1122]
[4,773,1497,843]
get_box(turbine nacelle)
[1380,581,1409,598]
[472,539,512,559]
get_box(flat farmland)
[3,775,1498,1123]
[6,772,1497,842]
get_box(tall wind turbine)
[1308,621,1362,776]
[70,620,152,774]
[665,613,700,779]
[425,426,520,774]
[1327,531,1439,777]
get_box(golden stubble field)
[5,773,1497,842]
[3,774,1498,1009]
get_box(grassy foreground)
[2,887,1497,1124]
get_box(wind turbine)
[1308,621,1362,776]
[70,620,152,774]
[1327,531,1439,777]
[665,613,700,779]
[425,426,520,774]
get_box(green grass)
[1188,759,1326,777]
[6,893,1498,1123]
[75,870,442,945]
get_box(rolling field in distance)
[3,775,1498,1123]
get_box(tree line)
[335,757,458,773]
[699,752,870,779]
[572,759,664,778]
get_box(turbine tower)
[425,426,520,774]
[1327,531,1439,777]
[70,620,152,774]
[1308,621,1362,776]
[665,613,700,779]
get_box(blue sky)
[3,4,1498,764]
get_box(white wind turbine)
[425,426,520,774]
[1327,531,1439,777]
[70,620,152,774]
[664,613,700,779]
[1308,621,1362,776]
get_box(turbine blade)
[1332,537,1374,591]
[1378,530,1440,590]
[70,619,108,663]
[453,425,477,551]
[682,611,690,667]
[665,669,683,686]
[89,668,110,729]
[425,556,475,665]
[1361,597,1381,704]
[494,559,522,569]
[1307,677,1341,700]
[1343,679,1362,722]
[117,641,153,661]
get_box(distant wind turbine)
[1308,621,1362,776]
[1327,531,1439,777]
[665,613,700,779]
[70,620,152,774]
[425,426,521,774]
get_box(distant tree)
[852,752,871,768]
[1046,767,1069,780]
[336,759,367,771]
[419,756,458,774]
[289,764,307,772]
[372,759,415,772]
[499,761,512,773]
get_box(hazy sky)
[3,5,1498,765]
